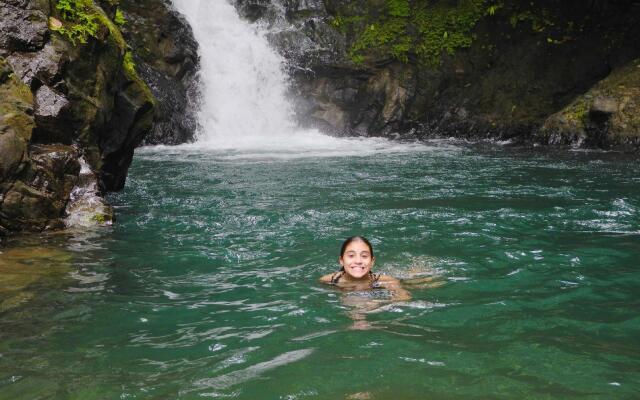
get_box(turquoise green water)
[1,143,639,399]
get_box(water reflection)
[0,228,114,313]
[0,245,72,312]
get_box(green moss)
[53,0,128,48]
[387,0,409,17]
[0,59,34,141]
[336,0,490,66]
[349,17,411,63]
[122,51,136,77]
[329,15,364,33]
[122,51,156,106]
[114,8,125,26]
[565,99,589,126]
[413,0,486,66]
[92,213,106,224]
[509,10,554,32]
[332,0,578,66]
[95,10,126,50]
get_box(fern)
[54,0,99,45]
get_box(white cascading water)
[167,0,428,157]
[171,0,293,148]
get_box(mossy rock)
[0,58,34,141]
[538,59,640,148]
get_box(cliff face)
[0,0,156,235]
[236,0,640,149]
[119,0,199,145]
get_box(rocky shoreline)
[0,0,198,235]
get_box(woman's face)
[339,240,375,280]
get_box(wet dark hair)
[339,236,374,258]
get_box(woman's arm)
[379,275,411,301]
[319,273,334,284]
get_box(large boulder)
[0,0,156,235]
[0,0,49,52]
[6,40,66,86]
[537,59,640,149]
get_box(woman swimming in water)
[320,236,411,301]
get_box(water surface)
[1,143,639,399]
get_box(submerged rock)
[0,244,72,312]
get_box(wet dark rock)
[99,78,154,190]
[0,0,49,52]
[33,85,70,137]
[236,0,271,22]
[119,0,199,145]
[1,145,79,233]
[240,0,640,150]
[64,156,114,228]
[6,41,66,87]
[538,59,640,149]
[590,96,618,118]
[28,144,80,198]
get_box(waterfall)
[166,0,426,157]
[170,0,306,149]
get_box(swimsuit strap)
[330,269,345,284]
[369,271,381,288]
[330,270,380,287]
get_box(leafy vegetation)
[334,0,491,66]
[331,0,490,65]
[53,0,100,45]
[413,0,487,65]
[114,8,126,26]
[332,0,578,66]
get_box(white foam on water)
[192,348,314,390]
[166,0,453,158]
[136,137,448,161]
